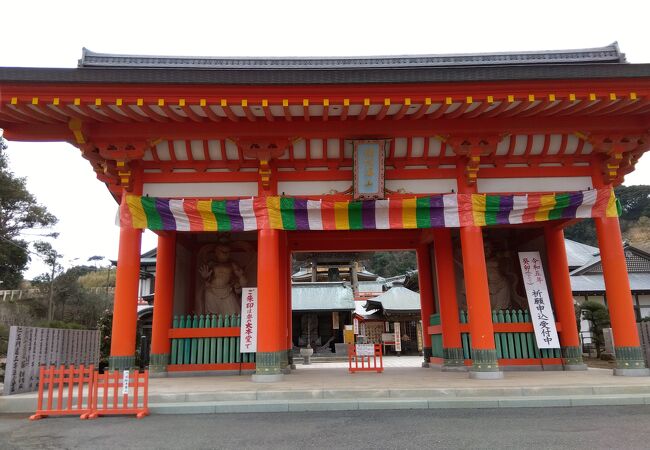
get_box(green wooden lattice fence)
[430,310,561,360]
[170,314,255,365]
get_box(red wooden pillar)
[149,232,176,372]
[253,228,284,381]
[286,241,295,369]
[595,216,649,375]
[416,244,435,367]
[109,225,142,370]
[279,231,290,372]
[460,225,502,379]
[544,226,586,370]
[432,228,465,370]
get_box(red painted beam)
[59,115,649,142]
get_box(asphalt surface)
[1,406,649,449]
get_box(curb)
[148,394,650,414]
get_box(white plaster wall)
[385,179,457,194]
[477,177,593,193]
[638,294,650,319]
[143,182,258,198]
[277,181,352,196]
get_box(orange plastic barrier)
[88,369,149,419]
[29,365,95,420]
[348,344,384,373]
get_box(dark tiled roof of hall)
[77,43,626,69]
[3,43,650,85]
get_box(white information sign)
[332,312,339,330]
[518,252,560,349]
[355,344,375,356]
[122,370,129,395]
[353,318,359,335]
[394,322,402,352]
[240,287,258,353]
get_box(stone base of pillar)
[614,368,650,377]
[253,350,284,382]
[614,346,649,375]
[422,347,432,367]
[252,373,285,382]
[282,349,292,374]
[561,346,585,367]
[148,353,169,373]
[564,364,588,371]
[469,348,501,378]
[441,365,469,372]
[281,349,289,370]
[443,347,466,370]
[469,370,504,379]
[108,355,135,371]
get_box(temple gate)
[1,44,650,381]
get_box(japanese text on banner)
[518,251,560,349]
[240,287,258,353]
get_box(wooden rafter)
[10,104,59,124]
[241,100,256,122]
[76,104,113,123]
[96,104,131,123]
[261,100,274,122]
[375,99,391,120]
[140,104,169,123]
[357,98,370,121]
[177,103,204,123]
[340,99,350,121]
[392,99,410,120]
[464,99,493,118]
[197,102,222,122]
[408,98,431,120]
[282,99,292,122]
[120,104,150,122]
[428,99,453,119]
[554,97,599,117]
[445,98,473,119]
[500,97,536,118]
[220,100,239,122]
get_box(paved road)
[1,406,649,449]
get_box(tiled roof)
[78,44,625,69]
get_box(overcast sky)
[3,0,650,279]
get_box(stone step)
[4,384,650,414]
[146,384,650,404]
[149,394,650,414]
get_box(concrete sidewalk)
[3,357,650,415]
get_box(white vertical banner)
[332,312,339,330]
[122,370,129,395]
[353,318,359,335]
[518,252,560,349]
[394,322,402,352]
[240,287,258,353]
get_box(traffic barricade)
[88,369,149,419]
[348,343,384,373]
[29,365,95,420]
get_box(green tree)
[365,251,417,278]
[0,139,57,288]
[33,241,63,321]
[579,300,611,358]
